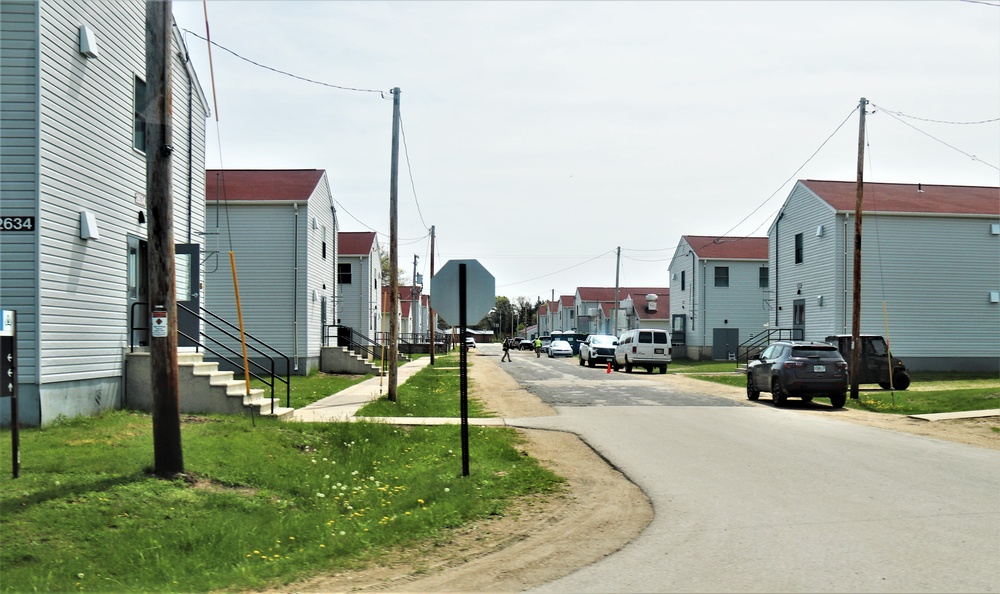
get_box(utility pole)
[613,246,621,335]
[850,97,868,400]
[146,0,183,476]
[429,225,436,365]
[412,254,420,339]
[388,87,401,402]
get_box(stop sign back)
[431,260,495,325]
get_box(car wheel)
[579,354,585,366]
[588,357,595,368]
[771,377,787,407]
[894,371,910,390]
[829,392,847,408]
[801,395,814,402]
[659,365,667,374]
[645,366,653,373]
[625,358,633,373]
[746,375,760,401]
[612,360,621,371]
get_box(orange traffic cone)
[606,361,612,374]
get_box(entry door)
[792,298,806,340]
[712,328,739,360]
[127,236,149,346]
[175,244,201,347]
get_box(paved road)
[491,345,1000,593]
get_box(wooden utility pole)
[146,0,184,475]
[612,246,621,335]
[429,225,436,365]
[387,87,401,401]
[850,97,868,400]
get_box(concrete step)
[246,394,295,420]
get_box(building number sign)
[0,216,35,232]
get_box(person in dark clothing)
[501,336,512,362]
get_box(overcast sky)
[171,0,1000,304]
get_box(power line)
[871,103,1000,125]
[181,29,388,96]
[872,104,1000,171]
[496,250,615,288]
[398,108,430,231]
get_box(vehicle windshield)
[590,335,615,345]
[791,347,839,358]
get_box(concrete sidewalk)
[290,357,510,426]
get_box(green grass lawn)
[243,370,372,409]
[0,358,562,593]
[677,361,1000,415]
[357,354,491,418]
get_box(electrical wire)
[496,250,616,288]
[399,109,430,231]
[182,29,388,96]
[871,105,999,171]
[871,104,1000,125]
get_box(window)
[794,233,803,264]
[759,267,769,288]
[133,77,146,152]
[681,270,686,291]
[338,263,352,284]
[714,266,729,287]
[322,226,327,259]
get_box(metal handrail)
[129,301,291,410]
[735,327,804,370]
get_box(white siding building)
[336,231,381,345]
[770,180,999,372]
[668,236,770,360]
[204,169,337,375]
[0,0,209,426]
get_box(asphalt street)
[492,345,1000,593]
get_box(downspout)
[185,55,193,244]
[702,259,708,352]
[293,203,299,372]
[774,212,783,326]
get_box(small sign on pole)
[151,306,168,338]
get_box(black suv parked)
[746,341,849,408]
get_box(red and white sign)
[151,310,168,338]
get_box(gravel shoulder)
[275,354,998,593]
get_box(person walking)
[534,337,542,358]
[501,335,512,362]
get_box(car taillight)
[837,361,848,370]
[782,361,804,369]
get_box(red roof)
[578,287,670,302]
[630,291,670,320]
[205,169,326,202]
[338,231,377,256]
[801,180,999,216]
[684,236,768,260]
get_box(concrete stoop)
[126,350,294,420]
[320,346,384,376]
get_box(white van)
[613,328,671,374]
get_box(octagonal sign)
[431,259,495,325]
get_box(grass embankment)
[671,359,1000,415]
[0,355,562,593]
[246,370,372,409]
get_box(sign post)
[1,310,19,478]
[430,260,495,477]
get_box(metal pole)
[459,264,470,477]
[388,87,401,401]
[850,98,868,399]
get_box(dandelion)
[289,536,295,540]
[444,488,450,493]
[320,544,326,548]
[311,459,317,464]
[317,493,326,498]
[77,573,85,579]
[324,474,330,479]
[254,550,260,554]
[417,499,424,504]
[339,531,346,536]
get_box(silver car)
[547,340,573,358]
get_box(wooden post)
[146,0,184,475]
[388,87,401,402]
[850,97,868,400]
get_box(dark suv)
[746,341,849,408]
